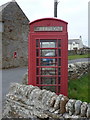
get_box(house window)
[0,22,4,32]
[73,42,75,46]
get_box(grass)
[68,54,90,60]
[68,72,90,102]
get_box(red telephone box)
[28,18,68,96]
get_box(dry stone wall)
[3,83,90,119]
[68,61,90,80]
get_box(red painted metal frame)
[28,18,68,96]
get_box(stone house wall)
[1,1,29,69]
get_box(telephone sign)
[28,18,68,96]
[34,26,63,31]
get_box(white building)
[68,37,83,50]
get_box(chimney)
[54,0,58,17]
[11,0,16,2]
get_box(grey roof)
[83,45,89,48]
[0,0,17,21]
[0,0,29,22]
[0,2,10,13]
[0,1,11,21]
[68,39,81,44]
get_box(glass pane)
[40,86,56,93]
[58,68,61,75]
[40,40,56,48]
[58,86,60,93]
[41,77,56,84]
[36,49,39,57]
[36,68,40,75]
[41,68,57,75]
[58,77,61,84]
[36,77,39,84]
[58,49,61,56]
[58,40,61,47]
[40,49,56,57]
[36,68,59,75]
[41,58,57,66]
[36,58,39,66]
[36,40,39,47]
[58,58,61,66]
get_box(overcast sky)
[0,0,89,46]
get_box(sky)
[0,0,89,46]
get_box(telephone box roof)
[29,17,68,25]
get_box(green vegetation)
[68,54,90,60]
[68,72,90,102]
